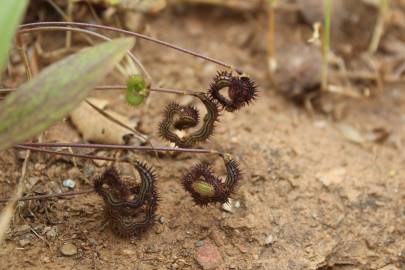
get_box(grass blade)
[0,0,28,71]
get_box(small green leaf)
[126,74,148,106]
[0,0,28,72]
[0,38,134,150]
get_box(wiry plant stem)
[1,85,198,95]
[18,26,152,83]
[19,22,241,73]
[17,143,221,155]
[0,189,95,203]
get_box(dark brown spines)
[174,106,199,130]
[181,163,225,206]
[94,161,158,237]
[209,71,258,112]
[159,93,219,148]
[181,155,242,206]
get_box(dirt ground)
[0,2,404,270]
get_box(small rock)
[63,179,76,189]
[19,239,31,247]
[60,242,78,256]
[272,43,322,100]
[234,201,241,209]
[88,238,97,246]
[159,216,166,224]
[154,225,164,234]
[316,167,346,187]
[264,234,274,246]
[196,241,222,270]
[122,249,135,256]
[236,243,248,253]
[145,244,159,253]
[196,240,204,247]
[45,226,58,240]
[222,198,234,213]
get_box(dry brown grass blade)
[0,150,30,244]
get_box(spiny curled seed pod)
[159,92,219,148]
[126,74,149,106]
[181,154,242,206]
[173,105,199,130]
[209,71,258,112]
[94,160,158,237]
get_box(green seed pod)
[126,74,148,106]
[192,181,216,198]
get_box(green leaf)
[0,0,28,71]
[0,38,134,150]
[126,74,148,106]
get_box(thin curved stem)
[0,189,95,203]
[14,145,128,161]
[17,143,221,155]
[1,85,198,95]
[18,26,152,83]
[19,22,241,73]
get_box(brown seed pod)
[181,154,242,206]
[94,161,158,237]
[159,92,219,148]
[209,71,258,112]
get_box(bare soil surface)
[0,3,404,270]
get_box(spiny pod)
[94,160,158,237]
[126,74,149,106]
[159,92,219,148]
[181,153,242,206]
[209,71,258,112]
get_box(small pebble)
[45,226,58,240]
[63,179,76,189]
[122,249,135,256]
[60,242,78,256]
[19,239,31,247]
[195,240,204,247]
[159,216,166,224]
[264,234,274,246]
[222,202,233,213]
[88,238,97,246]
[196,241,222,270]
[155,224,165,234]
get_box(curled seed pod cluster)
[94,161,158,237]
[181,154,242,206]
[159,71,257,148]
[159,92,219,148]
[209,71,258,112]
